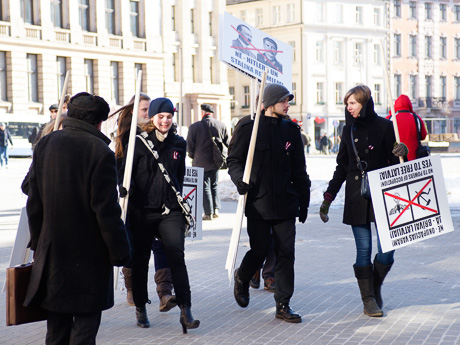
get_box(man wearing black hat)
[186,104,229,220]
[227,83,311,323]
[24,92,131,344]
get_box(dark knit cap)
[148,98,175,118]
[49,104,58,111]
[262,84,294,108]
[67,92,110,123]
[201,104,214,113]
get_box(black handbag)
[350,127,371,200]
[412,113,430,158]
[202,122,227,170]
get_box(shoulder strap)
[411,113,422,144]
[350,126,366,172]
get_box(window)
[171,6,176,31]
[354,42,363,64]
[335,83,343,104]
[229,87,235,110]
[190,9,195,34]
[455,77,460,101]
[335,4,343,23]
[192,55,197,83]
[440,37,447,59]
[373,44,380,65]
[272,5,280,25]
[410,35,417,57]
[410,75,417,99]
[425,3,431,20]
[440,76,446,100]
[316,41,323,62]
[209,12,213,35]
[172,53,178,81]
[56,56,66,99]
[455,38,460,59]
[210,57,215,84]
[79,0,89,31]
[84,59,94,94]
[409,1,417,19]
[425,36,432,58]
[374,84,381,104]
[51,0,63,28]
[394,34,401,56]
[316,3,324,22]
[394,74,401,98]
[110,61,119,105]
[456,6,460,22]
[243,85,250,108]
[27,54,38,102]
[356,6,363,24]
[256,8,263,26]
[0,51,7,101]
[21,0,34,24]
[440,4,447,21]
[426,76,432,106]
[240,10,247,23]
[394,0,401,17]
[291,82,296,105]
[334,41,343,64]
[287,3,295,23]
[316,82,324,104]
[106,0,116,34]
[134,63,143,91]
[374,8,380,26]
[289,41,296,62]
[130,0,139,37]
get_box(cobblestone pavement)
[0,158,459,345]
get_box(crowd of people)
[18,81,426,343]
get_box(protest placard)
[183,166,203,240]
[219,12,292,88]
[368,155,454,253]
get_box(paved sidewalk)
[0,159,460,344]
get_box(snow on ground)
[213,154,460,207]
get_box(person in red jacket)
[387,95,427,161]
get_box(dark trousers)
[203,169,220,215]
[261,236,276,280]
[129,209,191,307]
[238,218,296,304]
[46,310,101,345]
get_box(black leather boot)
[354,264,383,317]
[233,269,249,308]
[373,256,393,308]
[135,306,150,328]
[275,303,302,323]
[179,305,200,334]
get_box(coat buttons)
[355,176,359,180]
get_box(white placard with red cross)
[183,166,203,241]
[368,155,454,253]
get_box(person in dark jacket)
[227,84,311,323]
[0,122,13,168]
[119,97,199,333]
[186,104,229,220]
[319,85,406,318]
[23,92,131,345]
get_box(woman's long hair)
[112,93,150,158]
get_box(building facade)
[0,0,230,149]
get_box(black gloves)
[236,180,251,195]
[299,205,308,223]
[392,142,408,157]
[319,200,331,223]
[119,186,129,198]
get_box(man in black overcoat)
[24,92,131,345]
[227,84,311,323]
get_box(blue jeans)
[351,223,394,267]
[0,146,8,166]
[203,169,220,215]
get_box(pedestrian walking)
[186,104,229,220]
[118,97,199,333]
[227,84,311,323]
[320,133,329,155]
[319,85,407,317]
[0,122,13,168]
[23,92,131,345]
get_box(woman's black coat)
[325,98,399,225]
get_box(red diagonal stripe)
[184,187,196,201]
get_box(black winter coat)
[24,117,131,313]
[325,98,399,225]
[227,113,311,220]
[120,129,186,211]
[186,115,229,172]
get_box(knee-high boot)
[122,267,134,306]
[353,264,383,317]
[155,268,177,312]
[373,256,393,308]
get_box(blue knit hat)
[148,98,175,118]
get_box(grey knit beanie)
[262,84,294,108]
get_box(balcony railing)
[55,29,70,43]
[0,21,10,36]
[25,25,41,39]
[417,97,447,109]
